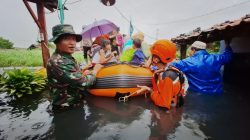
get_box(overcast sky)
[1,0,250,48]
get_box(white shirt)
[92,50,117,64]
[81,39,92,47]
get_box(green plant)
[0,68,47,98]
[0,37,14,49]
[207,41,220,54]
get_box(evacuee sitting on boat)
[89,35,109,60]
[120,38,146,65]
[136,39,187,110]
[110,36,120,57]
[92,39,119,65]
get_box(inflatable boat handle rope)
[118,88,147,102]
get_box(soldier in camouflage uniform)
[47,24,100,108]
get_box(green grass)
[0,41,220,67]
[72,51,85,64]
[0,48,84,67]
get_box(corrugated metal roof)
[171,14,250,45]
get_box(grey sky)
[1,0,250,47]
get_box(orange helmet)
[150,39,177,63]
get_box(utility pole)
[23,0,50,67]
[37,1,50,67]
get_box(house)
[171,14,250,87]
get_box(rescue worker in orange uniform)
[138,39,187,109]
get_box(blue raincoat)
[171,46,233,94]
[130,49,146,65]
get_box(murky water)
[0,84,250,140]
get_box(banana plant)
[0,68,47,98]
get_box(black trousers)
[83,46,91,59]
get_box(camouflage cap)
[50,24,82,43]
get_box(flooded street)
[1,0,250,139]
[0,84,250,140]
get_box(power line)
[65,0,83,5]
[141,0,250,26]
[63,0,68,5]
[113,5,130,22]
[52,0,85,23]
[113,5,156,40]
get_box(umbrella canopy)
[82,19,118,40]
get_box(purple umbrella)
[81,19,118,40]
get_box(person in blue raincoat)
[171,40,233,94]
[130,38,147,65]
[120,38,146,65]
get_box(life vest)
[151,66,185,109]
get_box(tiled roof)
[171,14,250,45]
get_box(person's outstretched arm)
[218,39,233,64]
[49,59,96,88]
[170,59,191,73]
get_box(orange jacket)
[150,67,185,109]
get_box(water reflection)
[52,106,96,140]
[2,86,249,140]
[168,115,209,140]
[0,91,208,140]
[86,97,152,140]
[50,96,182,140]
[0,92,53,140]
[51,97,150,140]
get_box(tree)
[0,37,14,49]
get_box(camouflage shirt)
[47,50,95,106]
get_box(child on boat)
[120,38,146,65]
[92,39,119,65]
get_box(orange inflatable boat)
[88,63,153,97]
